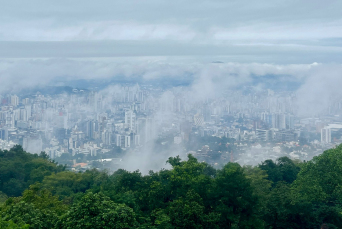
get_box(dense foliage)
[0,145,65,197]
[1,144,342,228]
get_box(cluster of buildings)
[0,85,342,168]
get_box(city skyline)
[0,82,341,173]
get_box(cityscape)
[2,1,342,228]
[0,81,341,172]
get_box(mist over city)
[1,1,342,228]
[1,58,342,173]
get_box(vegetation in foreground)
[1,145,342,228]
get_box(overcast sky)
[1,0,342,62]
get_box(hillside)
[1,145,342,228]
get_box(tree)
[211,163,264,228]
[0,218,29,229]
[1,200,54,229]
[0,146,65,197]
[291,145,342,227]
[21,184,68,216]
[292,145,342,203]
[263,182,294,229]
[1,184,68,229]
[40,169,107,201]
[59,192,137,229]
[243,166,272,213]
[166,155,182,167]
[258,157,300,185]
[0,191,8,204]
[166,190,220,229]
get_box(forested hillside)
[1,145,342,228]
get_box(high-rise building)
[101,130,112,145]
[22,98,30,105]
[20,108,28,121]
[125,110,136,133]
[194,113,204,126]
[285,114,295,129]
[278,114,286,129]
[138,91,144,102]
[86,120,98,139]
[321,128,331,143]
[274,130,297,142]
[124,135,131,148]
[0,128,8,141]
[116,134,122,147]
[256,129,273,141]
[10,95,19,107]
[115,134,131,148]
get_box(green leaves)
[0,218,29,229]
[0,145,65,197]
[212,163,263,228]
[0,185,68,228]
[4,145,342,228]
[258,156,300,185]
[1,200,56,229]
[166,190,219,229]
[59,192,136,229]
[292,145,342,203]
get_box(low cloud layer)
[0,58,314,92]
[1,57,341,117]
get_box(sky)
[1,0,342,61]
[1,0,342,118]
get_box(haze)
[1,0,342,173]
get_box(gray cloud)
[295,64,342,116]
[1,41,342,64]
[0,57,322,95]
[1,0,342,61]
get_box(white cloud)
[1,57,340,119]
[0,57,321,93]
[0,21,198,42]
[211,20,342,41]
[1,0,342,55]
[295,64,342,116]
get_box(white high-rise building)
[278,114,286,129]
[10,95,19,106]
[125,110,136,132]
[124,135,131,148]
[116,134,122,147]
[115,134,131,148]
[101,130,112,145]
[321,128,331,143]
[285,114,295,129]
[194,113,204,126]
[22,98,30,105]
[256,129,273,141]
[20,108,28,121]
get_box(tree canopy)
[1,145,342,228]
